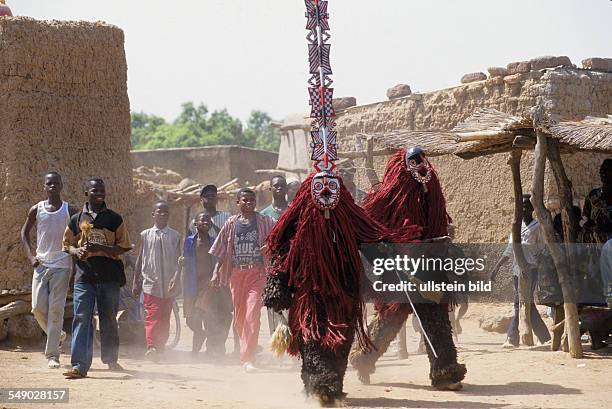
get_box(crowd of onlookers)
[19,159,612,378]
[20,171,299,377]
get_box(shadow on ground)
[373,381,581,396]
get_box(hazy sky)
[15,0,612,122]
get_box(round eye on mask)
[328,181,338,190]
[314,182,323,190]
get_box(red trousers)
[229,266,266,363]
[143,293,174,350]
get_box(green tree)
[130,103,280,152]
[245,110,281,151]
[206,109,245,146]
[131,112,166,148]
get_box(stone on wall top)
[507,61,532,75]
[332,97,357,111]
[461,72,487,84]
[529,55,573,70]
[386,84,412,100]
[582,58,612,73]
[487,67,508,78]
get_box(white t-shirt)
[36,201,72,269]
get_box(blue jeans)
[71,281,120,374]
[507,272,551,345]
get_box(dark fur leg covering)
[415,303,467,387]
[300,333,354,406]
[349,305,411,381]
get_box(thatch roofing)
[451,108,533,142]
[547,116,612,154]
[361,128,516,159]
[358,109,612,159]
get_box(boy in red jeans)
[210,189,275,372]
[133,201,181,360]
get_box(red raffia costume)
[0,1,13,17]
[349,148,467,390]
[264,2,420,404]
[263,174,420,404]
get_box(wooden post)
[546,138,583,357]
[355,135,380,188]
[184,205,192,236]
[551,304,565,351]
[531,131,583,358]
[509,149,534,345]
[364,136,380,187]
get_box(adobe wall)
[336,67,612,243]
[0,18,133,291]
[131,145,278,186]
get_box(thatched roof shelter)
[547,115,612,154]
[360,109,612,159]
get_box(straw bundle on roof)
[548,116,612,154]
[452,108,532,142]
[373,129,459,156]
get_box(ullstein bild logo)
[371,278,492,293]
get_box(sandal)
[63,368,86,379]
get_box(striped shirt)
[209,213,276,286]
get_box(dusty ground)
[1,303,610,409]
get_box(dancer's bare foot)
[434,381,463,391]
[357,371,370,385]
[316,392,346,407]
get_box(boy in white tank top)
[21,172,77,369]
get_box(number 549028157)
[1,388,68,402]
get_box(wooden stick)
[509,150,533,345]
[0,300,30,320]
[551,318,565,334]
[551,304,565,351]
[218,178,240,191]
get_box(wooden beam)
[0,293,31,305]
[337,148,397,159]
[512,135,536,149]
[218,178,240,191]
[255,167,309,175]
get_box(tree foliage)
[131,102,280,152]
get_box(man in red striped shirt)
[209,188,275,373]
